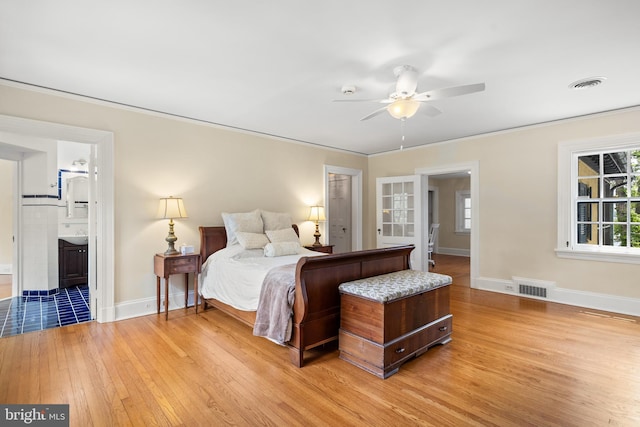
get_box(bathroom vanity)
[58,239,88,288]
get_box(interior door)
[328,173,352,253]
[376,175,424,270]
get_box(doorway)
[416,162,479,288]
[0,114,115,323]
[324,165,363,253]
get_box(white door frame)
[0,114,115,322]
[324,165,363,251]
[415,161,479,288]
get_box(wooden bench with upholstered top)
[338,269,453,378]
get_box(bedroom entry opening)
[324,165,363,254]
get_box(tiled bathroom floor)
[0,285,92,338]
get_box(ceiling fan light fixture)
[387,98,420,120]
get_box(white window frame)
[556,133,640,264]
[455,190,471,233]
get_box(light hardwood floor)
[0,255,638,426]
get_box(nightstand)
[154,253,201,320]
[304,245,334,254]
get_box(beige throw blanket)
[252,264,296,344]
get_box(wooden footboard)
[198,225,413,367]
[288,245,414,367]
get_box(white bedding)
[199,244,325,311]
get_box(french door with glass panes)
[376,175,425,270]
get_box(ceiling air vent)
[569,77,606,90]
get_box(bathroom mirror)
[58,170,89,218]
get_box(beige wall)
[2,82,639,310]
[0,84,367,305]
[368,108,640,299]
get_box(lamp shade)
[387,98,420,120]
[157,196,188,219]
[307,206,326,222]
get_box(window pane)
[577,224,598,244]
[631,225,640,248]
[392,224,403,236]
[631,151,640,173]
[382,209,391,223]
[405,224,414,237]
[631,175,640,197]
[578,154,599,176]
[406,195,414,209]
[464,219,471,229]
[603,176,627,198]
[603,152,628,174]
[464,198,471,209]
[577,202,598,222]
[383,197,391,210]
[631,202,640,217]
[603,202,627,222]
[383,224,391,236]
[382,183,391,196]
[406,209,414,224]
[578,178,599,198]
[604,224,626,246]
[404,182,413,194]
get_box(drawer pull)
[439,326,448,332]
[395,347,405,354]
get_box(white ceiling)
[1,1,640,155]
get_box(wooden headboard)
[199,225,300,263]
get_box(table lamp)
[157,196,188,255]
[307,206,326,247]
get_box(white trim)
[437,247,471,257]
[476,276,640,317]
[416,161,479,288]
[324,165,363,251]
[115,289,199,321]
[557,132,640,264]
[0,114,115,323]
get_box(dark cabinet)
[58,239,88,288]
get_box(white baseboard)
[436,247,470,257]
[475,276,640,317]
[115,290,198,321]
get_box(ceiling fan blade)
[419,104,442,117]
[360,106,389,121]
[394,65,419,97]
[414,83,485,101]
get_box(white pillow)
[260,210,292,231]
[264,241,301,257]
[235,232,270,249]
[266,227,299,244]
[222,210,264,247]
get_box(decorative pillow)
[235,232,270,250]
[260,210,292,231]
[265,227,299,244]
[221,210,264,247]
[264,241,301,257]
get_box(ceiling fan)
[336,65,485,121]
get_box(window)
[557,134,640,264]
[455,190,471,233]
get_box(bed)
[199,224,414,367]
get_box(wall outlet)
[505,284,515,292]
